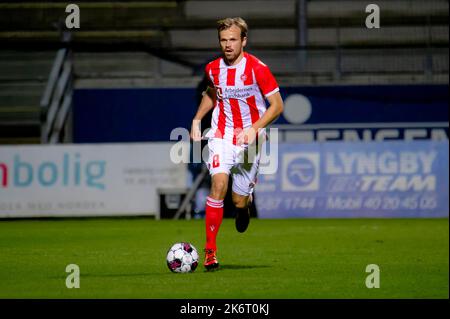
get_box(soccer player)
[190,17,284,270]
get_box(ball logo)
[282,153,320,191]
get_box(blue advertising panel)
[73,88,197,143]
[255,141,449,218]
[278,85,448,125]
[73,85,448,143]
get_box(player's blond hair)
[217,17,248,39]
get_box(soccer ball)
[166,242,199,273]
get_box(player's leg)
[204,138,233,270]
[232,191,252,233]
[205,172,228,254]
[231,145,260,233]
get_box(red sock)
[205,196,224,251]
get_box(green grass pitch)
[0,218,448,299]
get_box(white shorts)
[206,138,262,196]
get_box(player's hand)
[190,120,202,142]
[237,127,257,146]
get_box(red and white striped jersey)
[204,52,279,145]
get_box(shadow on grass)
[49,272,159,279]
[49,264,272,279]
[82,273,157,278]
[213,264,271,271]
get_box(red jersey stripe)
[246,95,260,124]
[226,68,236,86]
[230,98,243,145]
[215,99,226,138]
[210,59,221,85]
[243,54,254,85]
[209,59,225,139]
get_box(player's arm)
[237,92,283,145]
[191,87,216,141]
[237,57,284,145]
[252,92,284,131]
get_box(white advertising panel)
[0,143,187,218]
